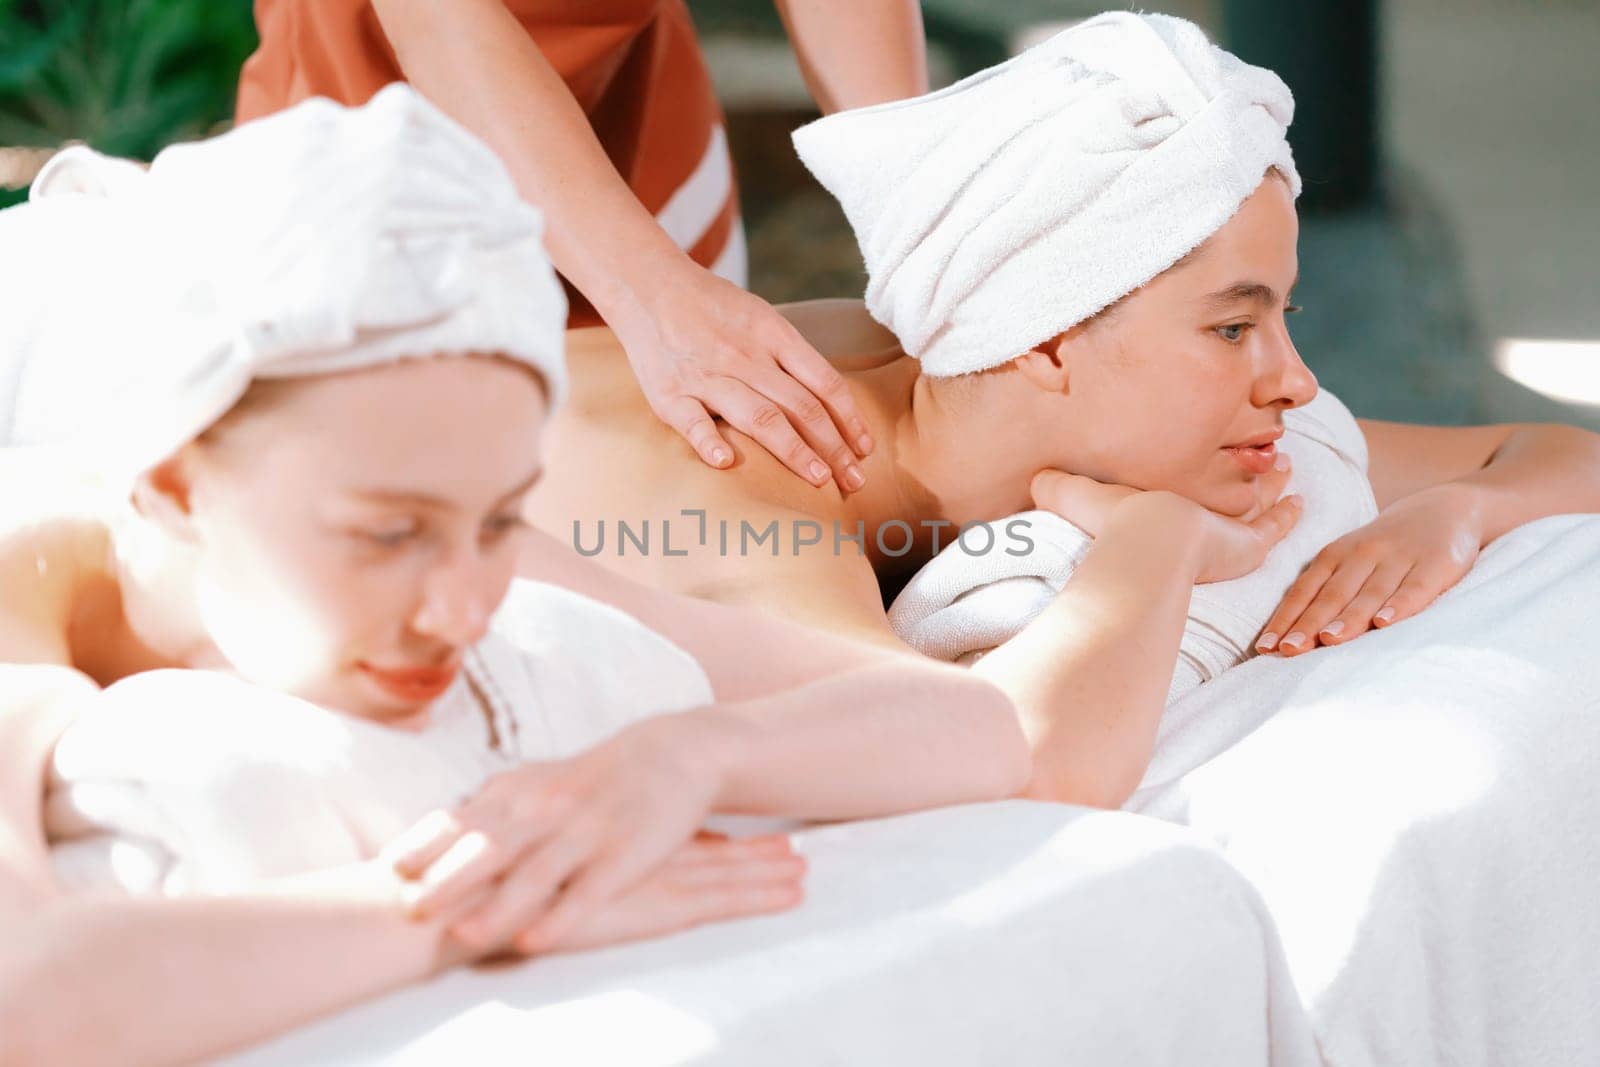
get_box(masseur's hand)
[1030,455,1302,583]
[384,713,726,954]
[613,259,875,491]
[1258,482,1482,657]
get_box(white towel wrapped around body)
[888,387,1377,705]
[1127,512,1600,1066]
[45,579,713,895]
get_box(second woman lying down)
[526,12,1600,807]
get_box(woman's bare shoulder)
[0,456,114,666]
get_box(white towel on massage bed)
[43,580,1322,1067]
[1130,512,1600,1067]
[887,387,1378,703]
[44,579,715,894]
[219,801,1320,1067]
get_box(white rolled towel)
[887,389,1378,703]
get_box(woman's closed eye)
[482,513,530,542]
[358,522,421,548]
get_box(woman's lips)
[357,661,460,703]
[1223,441,1278,474]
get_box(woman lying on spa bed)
[0,88,1029,1065]
[526,13,1600,808]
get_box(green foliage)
[0,0,257,205]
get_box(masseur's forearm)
[775,0,929,112]
[681,661,1029,820]
[371,0,688,326]
[1450,424,1600,543]
[0,866,469,1067]
[971,497,1205,809]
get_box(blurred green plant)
[0,0,257,205]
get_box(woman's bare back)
[526,302,916,644]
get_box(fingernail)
[1286,494,1304,508]
[857,432,875,454]
[711,447,731,466]
[1320,620,1345,638]
[1280,631,1307,650]
[1374,606,1396,625]
[808,460,829,483]
[1274,453,1291,472]
[844,465,866,490]
[1256,631,1279,652]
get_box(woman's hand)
[1258,483,1482,656]
[531,831,804,955]
[615,262,875,492]
[383,713,724,954]
[1029,455,1302,584]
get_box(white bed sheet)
[222,801,1320,1067]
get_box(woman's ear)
[1011,323,1090,395]
[130,450,201,543]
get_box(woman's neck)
[841,360,1041,572]
[98,510,225,678]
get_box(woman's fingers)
[513,849,647,954]
[531,843,806,955]
[701,376,833,488]
[449,830,600,950]
[1315,561,1413,645]
[1375,559,1461,627]
[771,335,876,459]
[653,393,735,470]
[1028,469,1141,537]
[1270,553,1380,656]
[752,366,867,492]
[383,808,467,880]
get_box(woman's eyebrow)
[347,465,545,511]
[1202,270,1300,311]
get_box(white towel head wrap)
[0,83,567,483]
[792,12,1299,377]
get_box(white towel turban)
[792,12,1300,377]
[0,83,567,482]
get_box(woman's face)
[1045,174,1317,516]
[175,355,547,721]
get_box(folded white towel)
[792,11,1299,376]
[888,389,1378,703]
[45,580,713,895]
[0,84,567,483]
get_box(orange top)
[237,0,742,326]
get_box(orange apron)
[237,0,744,326]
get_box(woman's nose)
[411,559,495,647]
[1258,335,1319,410]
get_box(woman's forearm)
[675,662,1029,820]
[972,497,1205,809]
[774,0,929,112]
[371,0,688,324]
[1453,424,1600,543]
[0,865,466,1067]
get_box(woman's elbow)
[947,676,1033,799]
